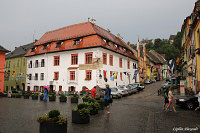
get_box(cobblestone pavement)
[0,81,200,133]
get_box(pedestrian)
[104,84,111,114]
[43,88,48,101]
[91,86,96,98]
[162,86,169,112]
[165,88,176,112]
[7,89,12,98]
[195,91,200,111]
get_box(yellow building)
[4,43,33,92]
[194,11,200,91]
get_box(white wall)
[26,47,138,92]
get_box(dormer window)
[43,44,49,50]
[74,39,81,45]
[31,47,35,52]
[56,42,63,48]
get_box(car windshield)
[111,88,117,92]
[117,86,124,90]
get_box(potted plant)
[40,93,44,101]
[59,94,67,102]
[72,103,90,124]
[37,110,67,133]
[89,101,100,115]
[24,93,30,99]
[97,98,104,110]
[11,93,16,98]
[49,93,56,101]
[15,93,22,98]
[71,94,79,103]
[82,95,90,102]
[32,93,39,100]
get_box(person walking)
[162,86,169,112]
[195,91,200,111]
[166,88,176,112]
[91,86,96,98]
[43,88,48,101]
[104,84,111,114]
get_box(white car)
[116,86,129,96]
[145,79,151,84]
[161,82,171,88]
[133,83,145,91]
[111,88,122,98]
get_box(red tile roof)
[25,22,137,60]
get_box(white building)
[25,22,138,92]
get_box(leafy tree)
[153,38,162,49]
[173,32,182,49]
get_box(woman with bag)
[104,84,112,114]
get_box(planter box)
[15,95,21,98]
[49,96,56,101]
[82,98,88,102]
[90,110,98,115]
[98,102,104,110]
[72,110,90,124]
[11,94,16,98]
[71,97,78,103]
[32,95,38,100]
[24,95,30,99]
[40,96,44,101]
[60,97,67,102]
[40,122,67,133]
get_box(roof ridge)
[46,22,90,34]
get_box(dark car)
[175,96,198,110]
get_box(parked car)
[161,82,172,88]
[116,86,129,96]
[144,79,151,84]
[151,79,156,83]
[175,95,198,110]
[110,88,122,99]
[133,83,145,91]
[126,85,138,94]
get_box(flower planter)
[60,97,67,102]
[82,98,88,102]
[98,102,104,110]
[49,96,56,101]
[90,110,98,115]
[40,122,67,133]
[11,94,16,98]
[15,95,21,98]
[40,96,44,101]
[32,95,38,100]
[24,95,29,99]
[71,97,78,103]
[72,110,90,124]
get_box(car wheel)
[186,102,194,110]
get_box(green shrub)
[48,110,60,118]
[37,110,67,125]
[60,94,66,98]
[89,102,100,111]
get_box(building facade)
[4,43,33,92]
[0,45,9,93]
[25,22,138,92]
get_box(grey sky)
[0,0,196,51]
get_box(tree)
[173,32,182,49]
[153,38,162,49]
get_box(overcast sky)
[0,0,196,51]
